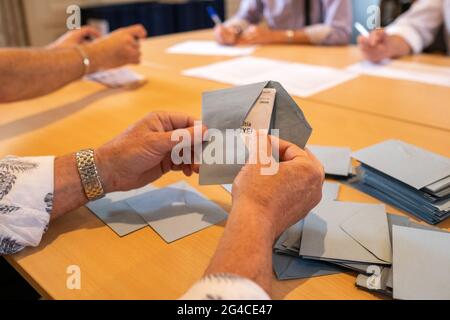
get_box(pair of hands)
[95,112,324,240]
[215,25,282,45]
[358,29,412,63]
[48,24,147,72]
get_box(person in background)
[0,24,147,103]
[215,0,352,46]
[358,0,449,63]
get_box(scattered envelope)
[86,184,157,237]
[200,81,312,185]
[126,181,227,243]
[352,139,450,190]
[300,201,391,265]
[308,145,352,177]
[393,225,450,300]
[273,253,343,280]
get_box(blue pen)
[207,6,222,26]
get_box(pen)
[354,22,370,38]
[207,6,222,26]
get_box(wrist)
[93,147,116,194]
[82,43,102,73]
[229,200,278,243]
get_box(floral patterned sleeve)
[0,156,54,255]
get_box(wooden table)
[1,29,450,300]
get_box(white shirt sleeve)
[0,156,54,255]
[386,0,444,54]
[180,273,270,300]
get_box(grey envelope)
[126,181,227,243]
[86,185,157,237]
[273,253,343,280]
[300,201,392,265]
[308,145,352,177]
[200,81,312,185]
[352,139,450,189]
[393,225,450,300]
[281,182,341,252]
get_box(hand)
[231,135,325,239]
[214,25,239,45]
[237,25,278,45]
[358,29,392,63]
[85,24,147,71]
[47,26,101,49]
[95,112,205,193]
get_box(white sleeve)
[180,274,270,300]
[386,0,444,54]
[0,156,54,255]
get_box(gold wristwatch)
[75,149,105,201]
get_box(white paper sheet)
[183,57,358,97]
[347,60,450,88]
[167,40,255,56]
[86,67,146,88]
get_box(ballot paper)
[308,145,353,177]
[347,60,450,88]
[183,57,358,97]
[200,81,312,185]
[126,181,227,243]
[167,40,255,56]
[86,184,157,236]
[86,67,147,88]
[300,201,392,265]
[392,226,450,300]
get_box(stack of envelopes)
[271,182,346,280]
[274,191,450,299]
[350,140,450,224]
[308,145,353,178]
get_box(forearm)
[0,45,101,103]
[205,204,275,294]
[270,30,311,44]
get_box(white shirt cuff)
[0,156,55,254]
[180,273,270,300]
[387,25,424,54]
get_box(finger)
[124,24,148,39]
[304,148,326,183]
[158,124,206,155]
[182,164,192,177]
[269,136,307,162]
[80,26,101,39]
[154,112,199,131]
